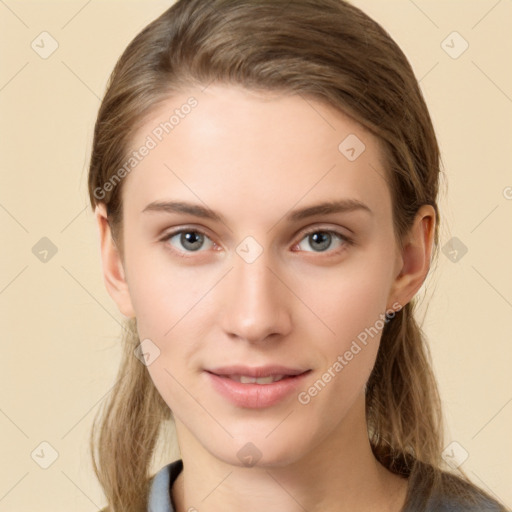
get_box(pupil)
[182,232,203,251]
[310,232,331,251]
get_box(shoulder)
[404,459,508,512]
[428,470,507,512]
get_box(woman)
[87,1,509,511]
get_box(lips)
[205,365,311,408]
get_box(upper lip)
[206,365,310,378]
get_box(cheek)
[293,270,389,416]
[298,259,393,349]
[130,275,209,374]
[125,241,213,336]
[291,254,393,401]
[124,257,212,411]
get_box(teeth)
[230,375,286,384]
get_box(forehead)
[121,84,391,224]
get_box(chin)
[208,435,305,469]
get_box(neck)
[171,394,408,512]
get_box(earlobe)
[388,205,436,309]
[94,203,135,318]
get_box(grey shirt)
[147,459,506,512]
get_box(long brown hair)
[87,1,508,511]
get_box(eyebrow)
[142,198,372,223]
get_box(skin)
[95,84,435,512]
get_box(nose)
[220,251,292,344]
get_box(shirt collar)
[148,459,183,512]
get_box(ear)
[94,203,135,318]
[388,204,436,309]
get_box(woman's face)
[109,84,406,467]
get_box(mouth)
[204,365,312,408]
[219,374,291,384]
[205,370,311,385]
[206,364,310,382]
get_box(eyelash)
[159,226,354,258]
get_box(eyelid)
[160,225,217,256]
[160,224,354,255]
[299,224,352,241]
[293,225,353,254]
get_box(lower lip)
[205,371,311,408]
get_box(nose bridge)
[221,247,291,343]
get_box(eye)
[160,226,352,257]
[161,228,215,254]
[295,229,352,253]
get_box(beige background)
[0,0,511,510]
